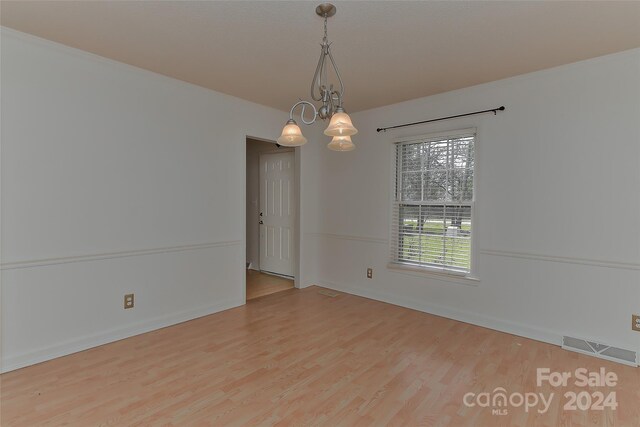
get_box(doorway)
[245,138,295,300]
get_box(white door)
[259,151,295,277]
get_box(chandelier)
[277,3,358,151]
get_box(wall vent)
[562,336,638,367]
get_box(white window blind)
[391,131,475,273]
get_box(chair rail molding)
[479,248,640,271]
[1,240,243,270]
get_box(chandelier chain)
[323,15,328,42]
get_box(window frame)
[388,128,479,282]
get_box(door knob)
[259,220,264,224]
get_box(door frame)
[242,136,302,304]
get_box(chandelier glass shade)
[277,3,357,150]
[324,108,358,137]
[327,135,355,151]
[277,119,308,146]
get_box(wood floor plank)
[246,270,294,300]
[1,285,638,426]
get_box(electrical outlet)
[632,314,640,332]
[124,293,134,309]
[367,268,373,279]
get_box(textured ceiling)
[2,1,640,113]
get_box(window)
[391,130,475,274]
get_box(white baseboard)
[317,280,561,347]
[298,282,315,289]
[1,297,243,373]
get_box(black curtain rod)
[376,106,505,133]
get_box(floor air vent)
[562,336,638,367]
[317,290,339,298]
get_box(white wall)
[0,28,297,372]
[307,48,640,356]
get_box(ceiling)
[2,1,639,113]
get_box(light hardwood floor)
[1,286,638,426]
[246,270,294,300]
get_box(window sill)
[386,262,480,286]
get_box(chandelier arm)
[289,100,318,125]
[310,45,326,101]
[326,47,345,101]
[319,50,327,98]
